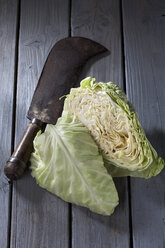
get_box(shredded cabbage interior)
[65,87,144,171]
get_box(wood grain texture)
[10,0,70,247]
[71,1,130,247]
[122,0,165,247]
[0,0,18,247]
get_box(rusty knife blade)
[27,37,108,124]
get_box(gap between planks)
[69,0,73,247]
[119,0,133,247]
[7,0,21,247]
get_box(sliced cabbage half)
[30,115,119,215]
[63,77,164,178]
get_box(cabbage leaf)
[30,115,119,215]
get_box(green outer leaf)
[104,153,164,179]
[30,115,119,215]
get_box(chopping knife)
[4,37,108,181]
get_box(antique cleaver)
[4,37,107,180]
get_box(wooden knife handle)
[4,118,45,181]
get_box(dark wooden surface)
[0,0,164,247]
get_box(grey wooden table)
[0,0,165,247]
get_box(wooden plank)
[10,1,70,247]
[122,0,165,247]
[71,1,130,247]
[0,0,18,247]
